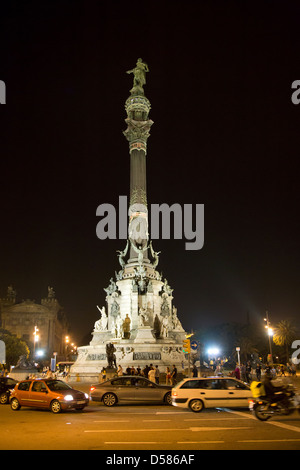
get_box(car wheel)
[102,393,117,407]
[11,398,21,410]
[0,392,9,404]
[50,399,62,414]
[189,399,204,413]
[164,391,172,405]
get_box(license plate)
[77,400,86,404]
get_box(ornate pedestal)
[69,60,188,383]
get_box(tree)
[273,320,297,364]
[0,328,30,369]
[234,337,258,363]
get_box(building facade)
[0,286,69,359]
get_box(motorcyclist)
[262,371,287,405]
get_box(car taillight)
[90,386,96,392]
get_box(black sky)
[1,1,300,344]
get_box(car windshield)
[173,379,186,389]
[46,380,72,391]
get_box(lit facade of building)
[0,286,69,359]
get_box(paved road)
[1,390,300,451]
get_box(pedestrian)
[117,365,123,376]
[256,363,261,381]
[166,367,172,385]
[155,365,160,384]
[234,364,240,380]
[246,362,252,382]
[148,366,156,383]
[101,367,107,382]
[46,369,54,379]
[143,364,150,378]
[271,365,276,378]
[240,363,246,382]
[171,365,177,385]
[192,364,198,377]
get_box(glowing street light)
[264,311,273,364]
[33,326,39,354]
[207,347,220,357]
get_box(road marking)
[239,439,300,443]
[190,426,251,431]
[85,428,181,433]
[177,441,224,444]
[266,421,300,433]
[226,409,300,432]
[143,419,171,422]
[224,409,300,433]
[109,412,157,415]
[105,442,159,445]
[222,409,256,420]
[184,417,250,421]
[84,426,250,433]
[93,420,130,423]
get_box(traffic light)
[182,339,191,353]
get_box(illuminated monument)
[71,60,187,381]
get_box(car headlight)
[64,394,74,401]
[84,393,89,399]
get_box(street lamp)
[207,347,221,371]
[65,336,70,360]
[33,326,39,355]
[207,347,220,357]
[236,347,241,370]
[264,311,273,365]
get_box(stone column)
[123,78,153,262]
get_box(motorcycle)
[249,384,300,421]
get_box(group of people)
[233,361,298,383]
[100,363,178,385]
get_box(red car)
[10,379,89,413]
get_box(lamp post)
[33,326,39,356]
[65,336,69,361]
[236,347,241,370]
[184,331,194,377]
[264,311,273,365]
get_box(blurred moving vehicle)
[90,375,172,406]
[10,379,89,413]
[0,377,18,404]
[172,376,252,412]
[249,383,300,421]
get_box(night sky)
[1,1,300,345]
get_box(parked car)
[0,377,18,404]
[172,376,252,412]
[90,375,172,406]
[10,379,89,413]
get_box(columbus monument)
[70,60,188,381]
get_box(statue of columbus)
[126,58,149,95]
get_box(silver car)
[90,375,172,406]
